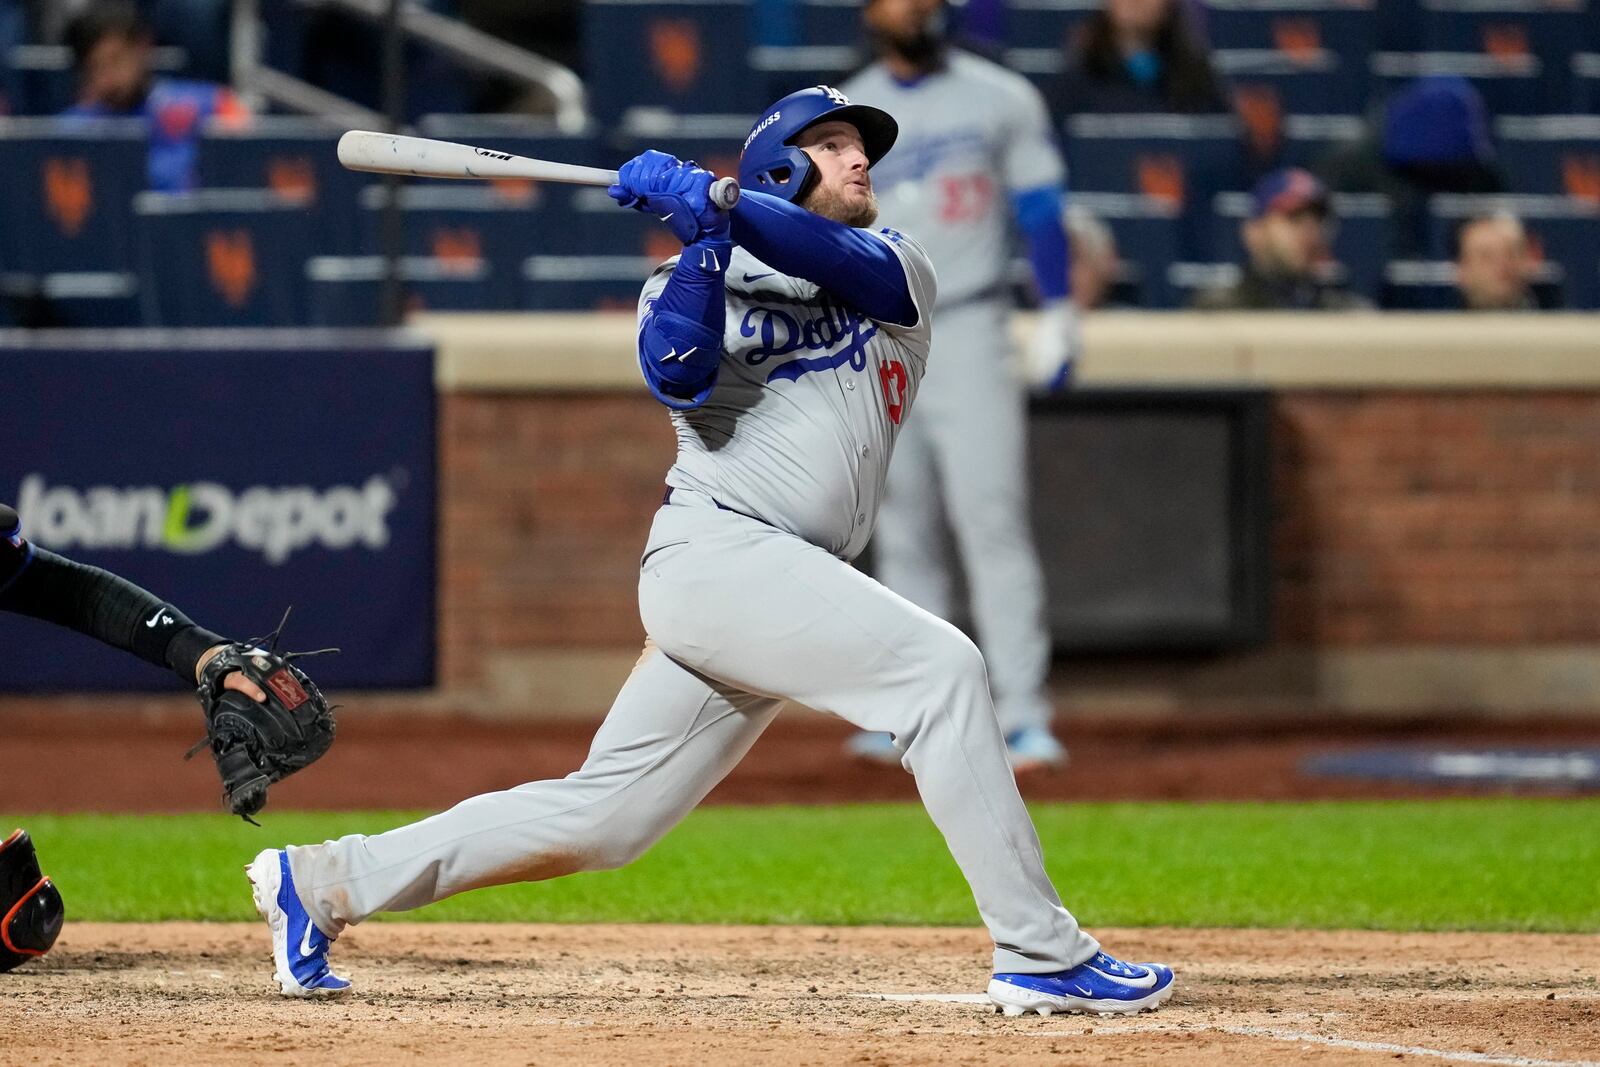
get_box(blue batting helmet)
[738,85,898,203]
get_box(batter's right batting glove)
[609,150,730,245]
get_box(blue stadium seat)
[1424,193,1600,309]
[197,117,366,254]
[1001,0,1098,53]
[1380,258,1566,310]
[0,273,141,328]
[356,183,572,307]
[1061,114,1248,258]
[1203,0,1379,68]
[610,112,750,191]
[133,189,312,326]
[1277,114,1368,170]
[1420,0,1588,110]
[1068,193,1184,308]
[358,183,658,279]
[1573,52,1600,112]
[748,45,861,102]
[0,118,146,275]
[583,0,759,122]
[799,0,866,47]
[521,254,659,311]
[1373,50,1548,115]
[1218,49,1370,115]
[1494,115,1600,200]
[1210,191,1394,302]
[306,256,501,326]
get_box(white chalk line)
[853,994,1600,1067]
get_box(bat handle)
[709,177,741,211]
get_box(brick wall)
[439,390,1600,693]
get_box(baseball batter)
[245,87,1173,1017]
[841,0,1077,770]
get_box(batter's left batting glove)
[1023,300,1084,392]
[609,150,730,245]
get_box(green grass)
[5,800,1597,931]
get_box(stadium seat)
[1219,50,1369,117]
[197,117,367,255]
[357,183,574,307]
[583,0,759,123]
[1068,192,1184,309]
[521,254,660,311]
[133,189,312,326]
[1571,52,1600,114]
[1419,0,1588,110]
[609,112,751,192]
[1276,114,1368,171]
[1001,0,1098,54]
[306,256,500,326]
[748,45,861,103]
[0,118,146,275]
[1380,258,1565,310]
[1373,50,1548,116]
[1494,116,1600,202]
[1203,0,1379,68]
[1424,193,1600,309]
[1210,191,1393,302]
[0,272,141,328]
[1061,114,1248,259]
[799,0,866,47]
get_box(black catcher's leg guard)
[0,829,65,973]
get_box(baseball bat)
[336,130,742,210]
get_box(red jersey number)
[879,359,908,425]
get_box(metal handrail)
[289,0,589,130]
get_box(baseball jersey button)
[845,380,856,390]
[860,445,869,456]
[856,512,866,525]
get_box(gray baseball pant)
[286,490,1098,975]
[873,298,1054,734]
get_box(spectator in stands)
[1456,213,1540,312]
[63,2,246,192]
[1193,167,1370,311]
[1065,204,1123,310]
[1051,0,1230,116]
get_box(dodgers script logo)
[740,298,879,383]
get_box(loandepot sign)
[16,474,400,565]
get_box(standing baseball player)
[840,0,1076,772]
[243,86,1173,1017]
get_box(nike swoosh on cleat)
[1084,964,1159,989]
[299,920,318,962]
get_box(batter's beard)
[802,182,880,228]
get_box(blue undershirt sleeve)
[1013,185,1071,303]
[730,190,918,327]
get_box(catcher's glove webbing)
[0,829,63,973]
[188,610,338,823]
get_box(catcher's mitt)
[187,610,338,823]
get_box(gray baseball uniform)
[283,230,1099,976]
[842,52,1063,734]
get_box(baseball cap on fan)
[738,85,899,203]
[1249,167,1329,220]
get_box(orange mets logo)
[267,156,317,202]
[206,229,257,308]
[1272,18,1322,63]
[650,19,702,92]
[43,158,93,238]
[1137,155,1186,206]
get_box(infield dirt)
[4,924,1596,1066]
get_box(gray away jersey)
[638,231,937,562]
[842,52,1065,307]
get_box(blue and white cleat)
[989,951,1175,1016]
[1004,726,1068,773]
[245,848,351,997]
